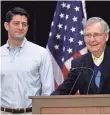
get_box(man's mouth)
[17,32,24,35]
[90,44,98,46]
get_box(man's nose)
[90,35,96,41]
[19,23,23,30]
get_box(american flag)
[47,1,88,87]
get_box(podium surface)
[30,95,110,114]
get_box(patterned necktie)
[95,71,101,88]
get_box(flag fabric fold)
[47,1,87,87]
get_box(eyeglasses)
[84,32,104,39]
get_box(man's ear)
[105,34,109,42]
[4,22,9,31]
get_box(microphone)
[86,67,94,94]
[68,66,94,95]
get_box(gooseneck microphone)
[69,67,94,95]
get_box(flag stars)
[61,2,66,8]
[51,21,54,27]
[63,46,65,51]
[69,37,74,43]
[70,27,76,32]
[64,36,66,41]
[61,57,65,62]
[48,2,86,64]
[74,6,80,12]
[54,45,59,50]
[65,14,69,20]
[64,25,67,31]
[54,12,56,17]
[59,13,64,18]
[67,48,73,53]
[72,16,78,22]
[56,34,61,39]
[49,32,52,37]
[80,30,84,35]
[66,4,71,9]
[57,23,63,29]
[78,40,83,46]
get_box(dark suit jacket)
[51,46,110,95]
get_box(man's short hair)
[6,7,30,23]
[84,17,110,34]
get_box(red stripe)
[61,52,81,80]
[62,65,69,79]
[55,80,59,89]
[72,51,81,59]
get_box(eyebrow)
[12,21,28,24]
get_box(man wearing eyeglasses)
[51,17,110,95]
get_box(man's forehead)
[85,22,103,32]
[11,15,28,22]
[85,22,102,28]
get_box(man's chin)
[15,37,24,41]
[91,49,101,55]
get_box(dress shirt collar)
[6,37,27,50]
[92,50,105,66]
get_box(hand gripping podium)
[30,95,110,114]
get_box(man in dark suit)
[51,17,110,95]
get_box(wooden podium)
[30,95,110,114]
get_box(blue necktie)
[95,71,101,88]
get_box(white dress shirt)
[0,38,55,108]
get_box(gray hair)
[84,17,110,34]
